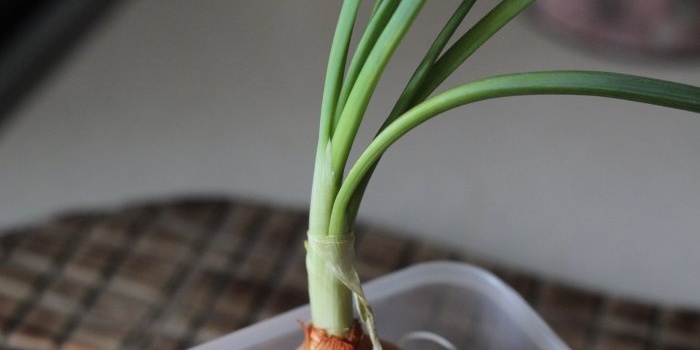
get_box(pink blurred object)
[531,0,700,56]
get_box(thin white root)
[398,331,457,350]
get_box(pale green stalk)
[308,0,361,337]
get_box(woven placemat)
[0,198,698,350]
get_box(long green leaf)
[333,0,401,134]
[309,0,362,235]
[413,0,534,102]
[384,0,476,128]
[330,0,426,231]
[329,71,700,234]
[345,0,477,229]
[318,0,361,147]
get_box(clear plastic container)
[191,261,569,350]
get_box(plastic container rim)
[190,261,570,350]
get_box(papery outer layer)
[306,234,381,350]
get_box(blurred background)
[1,0,700,313]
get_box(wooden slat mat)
[0,198,698,350]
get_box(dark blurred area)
[0,0,118,134]
[530,0,700,59]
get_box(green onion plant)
[304,1,700,349]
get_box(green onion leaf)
[329,71,700,234]
[345,0,478,229]
[333,0,401,134]
[414,0,534,102]
[330,0,426,227]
